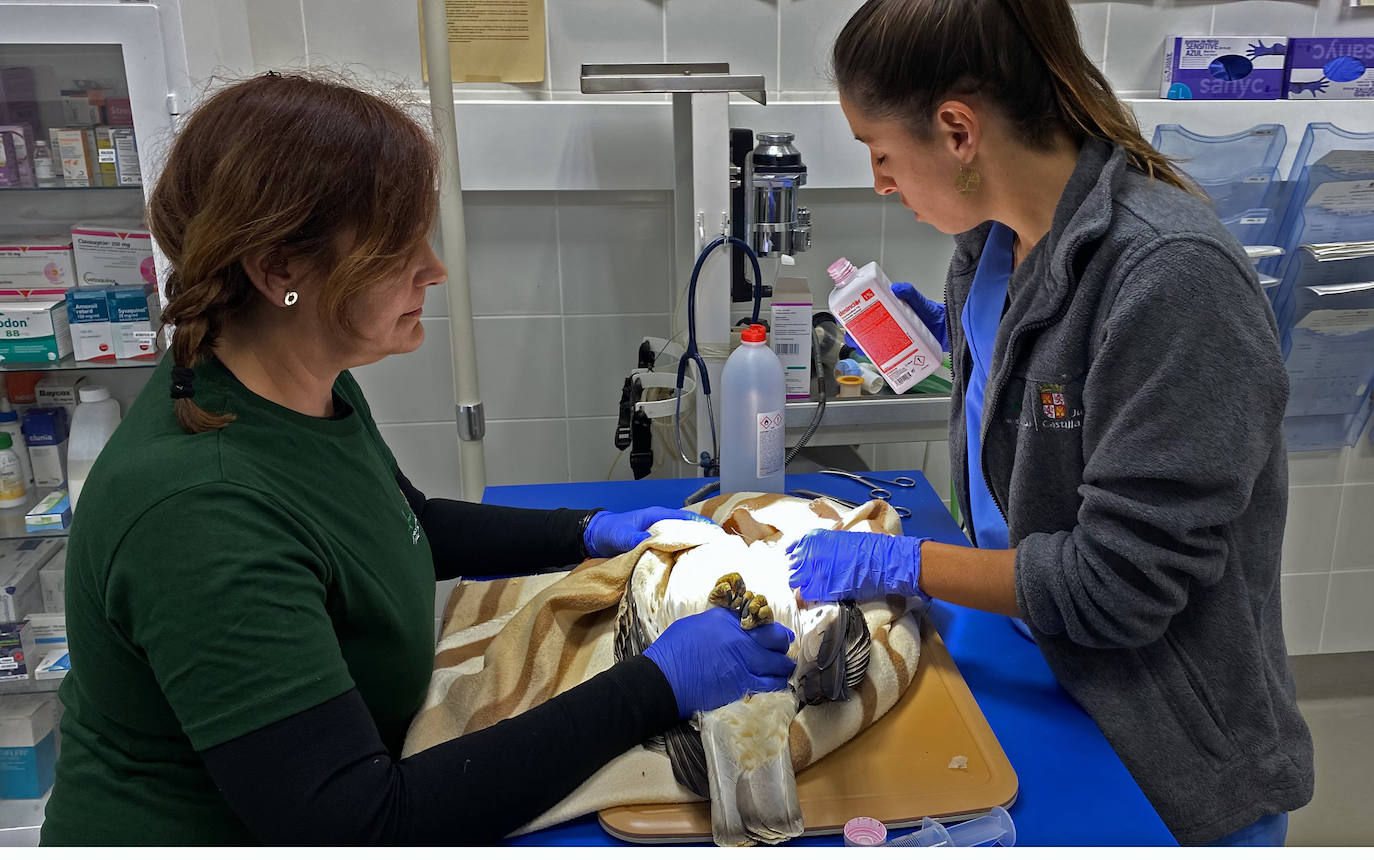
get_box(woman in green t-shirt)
[40,72,793,846]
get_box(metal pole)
[421,0,486,500]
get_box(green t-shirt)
[41,356,435,845]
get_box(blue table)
[484,471,1176,847]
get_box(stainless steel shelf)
[785,393,953,446]
[0,353,160,373]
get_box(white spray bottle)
[826,258,942,394]
[720,324,786,494]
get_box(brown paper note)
[420,0,547,84]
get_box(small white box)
[71,221,155,287]
[23,612,65,663]
[0,538,62,623]
[51,127,97,187]
[34,376,86,410]
[770,277,814,402]
[0,236,76,297]
[33,648,69,681]
[38,546,65,613]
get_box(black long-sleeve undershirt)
[395,470,595,581]
[201,656,678,845]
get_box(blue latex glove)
[891,282,949,352]
[644,607,797,718]
[583,507,714,557]
[787,530,929,604]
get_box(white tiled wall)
[177,0,1374,646]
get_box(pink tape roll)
[843,816,888,847]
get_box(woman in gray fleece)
[785,0,1314,846]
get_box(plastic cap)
[741,324,767,343]
[79,386,112,403]
[827,257,857,285]
[0,432,10,451]
[0,410,15,423]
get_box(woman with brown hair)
[39,72,794,845]
[786,0,1313,846]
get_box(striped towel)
[402,492,922,837]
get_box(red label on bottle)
[847,301,914,367]
[861,289,874,301]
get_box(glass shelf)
[0,353,160,373]
[0,181,140,192]
[0,485,70,539]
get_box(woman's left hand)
[583,507,714,557]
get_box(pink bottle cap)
[843,816,888,847]
[828,257,857,285]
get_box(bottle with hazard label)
[720,324,786,495]
[826,258,942,394]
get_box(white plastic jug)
[827,258,942,394]
[720,324,786,495]
[66,385,121,512]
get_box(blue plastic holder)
[1267,123,1374,450]
[1152,124,1288,247]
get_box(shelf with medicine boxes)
[0,354,160,374]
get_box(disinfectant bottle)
[0,433,26,508]
[721,324,786,494]
[66,385,121,512]
[827,258,942,394]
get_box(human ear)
[240,248,294,306]
[934,99,980,166]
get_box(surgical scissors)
[819,469,918,502]
[791,489,911,519]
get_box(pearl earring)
[284,290,299,307]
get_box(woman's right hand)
[891,282,949,351]
[643,607,796,718]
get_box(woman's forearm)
[919,542,1020,616]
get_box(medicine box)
[23,408,69,489]
[0,236,76,298]
[26,490,72,535]
[66,288,114,361]
[35,377,86,410]
[51,127,97,187]
[770,277,814,401]
[109,285,160,359]
[0,66,40,129]
[1162,36,1288,100]
[1287,38,1374,99]
[38,546,65,613]
[71,222,155,287]
[23,612,65,663]
[0,300,73,363]
[106,127,139,186]
[0,621,36,683]
[0,538,62,622]
[33,649,68,682]
[0,694,58,799]
[0,124,35,188]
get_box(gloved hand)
[891,282,949,352]
[644,607,796,718]
[787,529,929,604]
[583,507,714,558]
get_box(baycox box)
[0,301,72,363]
[1287,38,1374,99]
[71,221,155,287]
[0,236,76,299]
[1162,36,1288,99]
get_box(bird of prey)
[614,498,872,846]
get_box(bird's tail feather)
[700,691,804,846]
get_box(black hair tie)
[170,365,196,400]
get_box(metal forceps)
[819,469,916,511]
[792,489,911,519]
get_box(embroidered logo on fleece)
[399,488,422,545]
[1035,383,1083,430]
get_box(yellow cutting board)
[598,623,1018,843]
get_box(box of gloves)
[1286,38,1374,99]
[1162,36,1288,99]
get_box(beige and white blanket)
[402,491,921,836]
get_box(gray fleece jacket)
[945,138,1314,845]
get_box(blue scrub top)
[962,222,1015,552]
